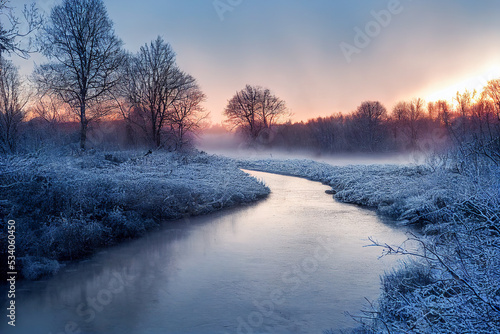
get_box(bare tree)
[224,85,288,141]
[473,93,498,141]
[461,82,500,165]
[169,85,208,150]
[34,0,124,150]
[121,37,198,148]
[350,100,387,151]
[483,79,500,120]
[0,58,27,153]
[0,0,41,152]
[427,101,439,121]
[455,89,476,140]
[435,99,452,127]
[392,98,425,149]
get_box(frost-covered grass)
[239,158,500,333]
[0,150,269,280]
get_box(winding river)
[2,170,409,334]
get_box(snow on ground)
[0,150,270,279]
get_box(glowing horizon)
[423,65,500,107]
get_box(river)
[2,170,409,334]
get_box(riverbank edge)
[0,151,270,281]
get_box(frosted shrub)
[105,207,155,239]
[44,217,110,260]
[378,262,435,327]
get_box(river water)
[2,170,409,334]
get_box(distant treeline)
[251,84,500,163]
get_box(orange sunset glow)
[423,65,500,105]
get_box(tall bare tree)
[435,100,452,126]
[477,80,500,163]
[121,37,198,148]
[0,58,27,153]
[224,85,288,140]
[471,93,496,143]
[34,0,124,149]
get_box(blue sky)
[12,0,500,123]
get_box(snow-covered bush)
[105,207,155,239]
[40,217,110,260]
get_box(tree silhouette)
[34,0,124,150]
[120,36,200,148]
[351,101,387,151]
[224,85,288,141]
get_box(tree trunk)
[125,121,135,146]
[155,128,161,148]
[80,104,87,150]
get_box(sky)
[11,0,500,124]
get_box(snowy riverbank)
[239,158,500,333]
[0,151,270,280]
